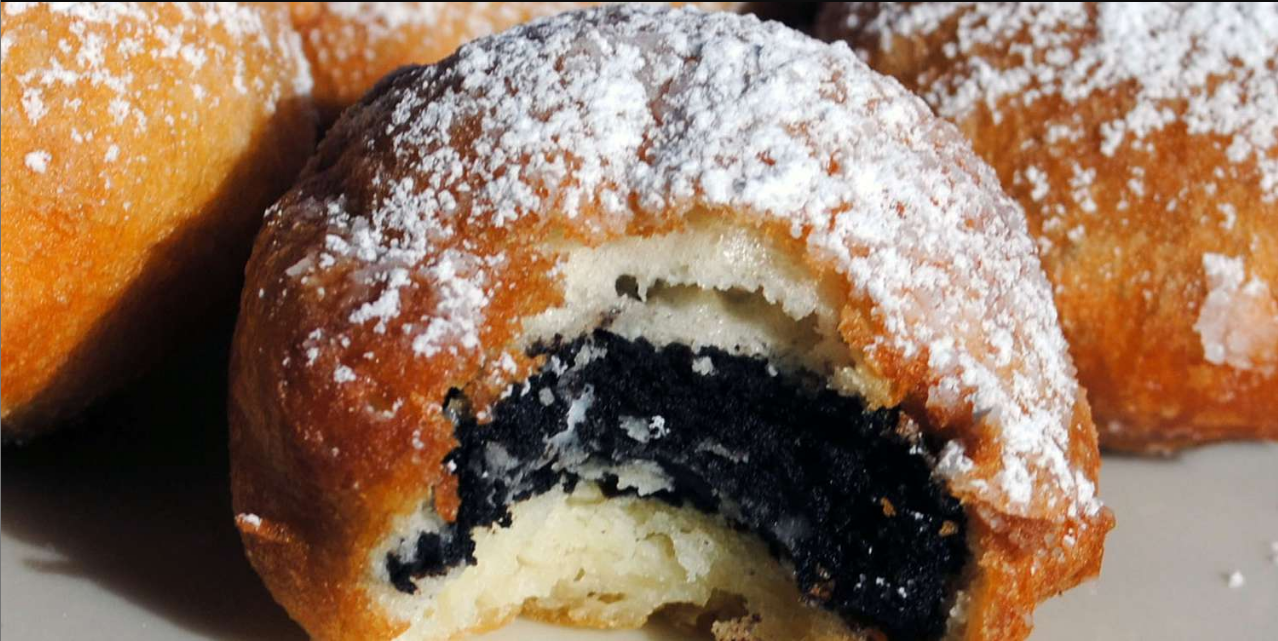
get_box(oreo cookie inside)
[387,329,968,639]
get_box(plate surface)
[2,336,1276,640]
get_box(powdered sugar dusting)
[305,2,716,68]
[1194,254,1278,374]
[317,2,588,51]
[283,5,1096,515]
[409,251,493,357]
[837,2,1278,202]
[2,2,313,188]
[297,1,593,107]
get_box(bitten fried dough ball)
[287,2,744,121]
[0,2,316,438]
[230,6,1109,641]
[820,2,1278,451]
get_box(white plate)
[2,339,1275,639]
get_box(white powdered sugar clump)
[333,365,358,384]
[349,267,411,333]
[289,5,1097,514]
[1194,254,1278,374]
[236,513,263,528]
[841,2,1278,201]
[23,150,50,173]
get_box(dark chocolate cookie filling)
[388,330,967,639]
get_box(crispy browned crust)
[230,7,1109,640]
[0,2,316,438]
[820,2,1278,451]
[288,2,743,122]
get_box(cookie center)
[388,330,968,639]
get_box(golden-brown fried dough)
[1,2,316,437]
[287,2,744,122]
[821,2,1278,451]
[231,6,1108,640]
